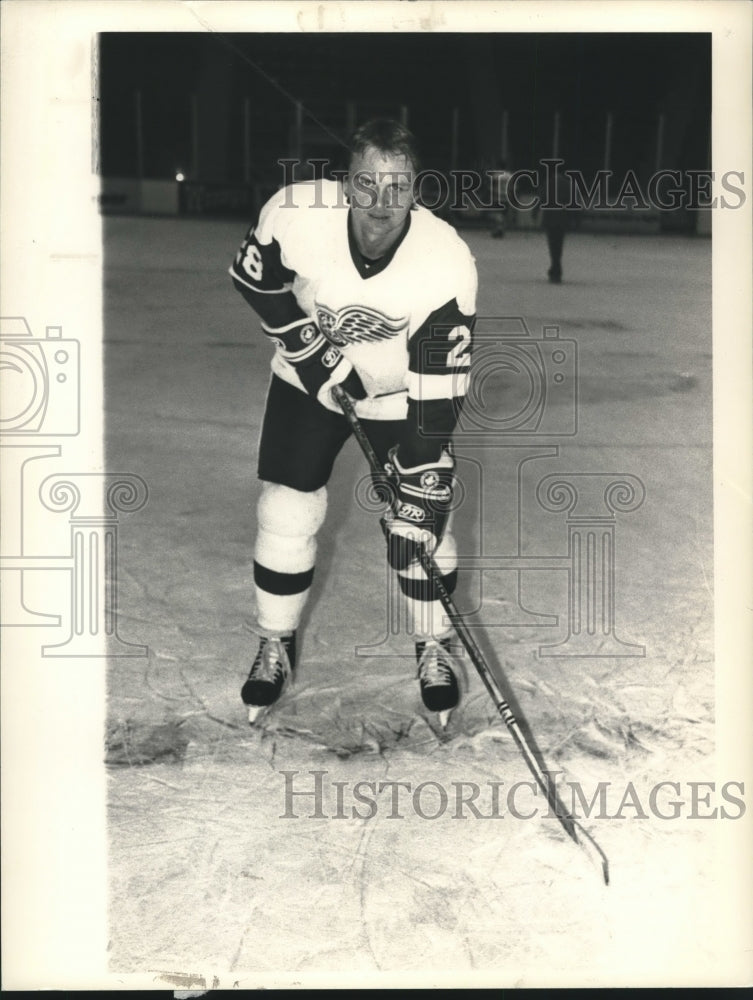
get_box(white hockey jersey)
[230,179,477,425]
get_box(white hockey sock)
[397,533,458,641]
[253,483,327,634]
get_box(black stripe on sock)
[398,569,458,602]
[253,561,314,596]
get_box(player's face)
[345,146,415,253]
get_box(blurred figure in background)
[488,158,513,238]
[539,162,573,283]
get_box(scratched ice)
[105,218,718,986]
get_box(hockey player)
[229,118,477,727]
[539,163,572,283]
[488,157,513,238]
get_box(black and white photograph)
[1,0,751,990]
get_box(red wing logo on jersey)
[316,304,406,347]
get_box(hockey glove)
[263,318,366,405]
[380,446,455,571]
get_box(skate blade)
[437,709,452,730]
[247,704,269,725]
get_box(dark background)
[98,32,711,185]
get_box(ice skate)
[241,632,296,724]
[416,636,460,729]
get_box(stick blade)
[572,819,610,885]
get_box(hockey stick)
[332,384,610,885]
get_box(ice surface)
[105,218,722,986]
